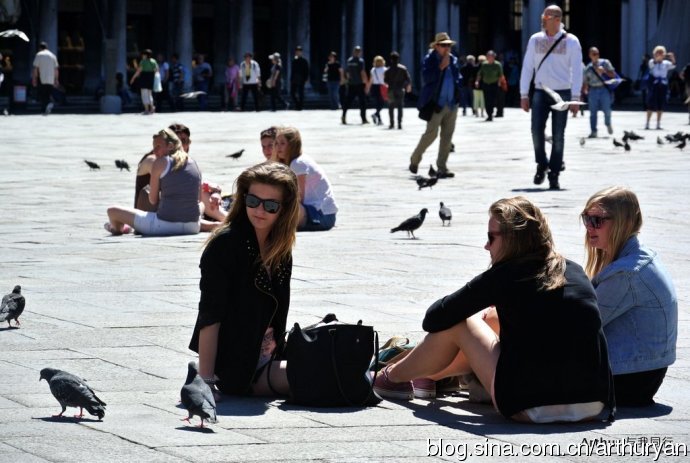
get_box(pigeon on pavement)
[542,85,586,111]
[114,159,130,171]
[39,368,106,419]
[416,176,437,190]
[657,136,664,145]
[84,160,100,170]
[676,139,686,151]
[391,208,428,239]
[180,361,217,428]
[579,137,586,147]
[226,149,244,159]
[613,138,624,148]
[0,285,24,327]
[624,130,644,141]
[624,139,631,152]
[439,202,452,226]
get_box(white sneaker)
[45,102,53,114]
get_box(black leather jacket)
[188,219,292,394]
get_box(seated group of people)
[104,123,338,236]
[184,164,677,423]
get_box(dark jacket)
[423,258,614,419]
[291,56,310,84]
[188,219,292,395]
[417,50,462,110]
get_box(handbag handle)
[329,327,379,406]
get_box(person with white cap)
[267,52,287,111]
[409,32,463,178]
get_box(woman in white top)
[365,56,387,125]
[645,45,676,130]
[272,127,338,231]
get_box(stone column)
[522,0,545,56]
[101,0,126,113]
[351,0,364,49]
[435,0,449,34]
[622,0,648,81]
[83,0,105,93]
[176,0,193,90]
[213,0,230,87]
[238,0,254,57]
[38,0,58,52]
[292,0,310,87]
[449,1,461,54]
[110,0,127,82]
[399,0,415,83]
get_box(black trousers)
[241,84,261,111]
[290,82,305,110]
[342,84,367,122]
[38,84,53,112]
[483,82,499,118]
[613,367,667,406]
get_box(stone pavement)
[1,108,689,462]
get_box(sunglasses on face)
[581,213,611,229]
[245,193,281,214]
[437,43,451,48]
[487,231,501,245]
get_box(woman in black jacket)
[374,196,614,423]
[189,162,300,398]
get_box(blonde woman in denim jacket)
[582,186,677,406]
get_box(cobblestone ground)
[1,108,689,462]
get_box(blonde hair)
[271,126,302,165]
[207,163,299,273]
[582,186,642,278]
[156,128,187,171]
[490,197,566,290]
[477,55,487,63]
[652,45,667,56]
[373,55,385,67]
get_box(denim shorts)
[299,204,336,232]
[133,211,200,236]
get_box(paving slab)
[1,108,689,461]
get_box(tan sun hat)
[429,32,456,48]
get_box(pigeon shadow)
[0,326,20,331]
[510,187,557,193]
[34,415,102,423]
[613,403,673,419]
[276,401,378,414]
[214,396,271,417]
[175,425,216,433]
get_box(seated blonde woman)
[106,128,202,236]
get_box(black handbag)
[285,314,380,407]
[418,68,446,121]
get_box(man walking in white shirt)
[32,41,59,115]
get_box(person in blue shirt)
[409,32,462,179]
[582,186,677,406]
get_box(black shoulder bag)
[284,314,380,407]
[528,32,567,100]
[419,68,447,121]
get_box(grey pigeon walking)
[39,368,106,419]
[115,159,130,171]
[84,160,100,170]
[180,361,217,428]
[416,176,437,190]
[613,138,624,148]
[391,208,428,239]
[226,149,244,159]
[439,202,452,226]
[0,285,24,327]
[657,136,664,145]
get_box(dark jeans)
[342,83,367,122]
[171,82,184,111]
[38,84,53,112]
[460,86,473,114]
[370,84,385,119]
[290,82,305,110]
[241,84,260,111]
[269,86,285,111]
[531,88,570,173]
[154,85,173,112]
[194,80,209,111]
[483,82,498,118]
[614,367,667,406]
[496,87,506,116]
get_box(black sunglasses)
[245,193,281,214]
[581,213,611,229]
[437,43,451,48]
[487,231,501,245]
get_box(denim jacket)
[592,236,677,375]
[417,50,462,110]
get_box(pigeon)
[428,164,437,178]
[624,140,631,152]
[226,149,244,159]
[180,91,207,99]
[579,137,586,147]
[180,361,217,428]
[0,29,29,42]
[439,202,452,226]
[416,176,437,190]
[624,130,644,141]
[84,160,100,170]
[114,159,130,171]
[391,208,428,239]
[39,368,106,420]
[622,132,629,143]
[657,136,664,145]
[613,138,624,148]
[0,285,24,327]
[676,139,686,151]
[542,85,587,111]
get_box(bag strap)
[533,32,567,80]
[329,327,379,406]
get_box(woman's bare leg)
[252,360,290,396]
[106,206,137,234]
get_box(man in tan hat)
[409,32,462,178]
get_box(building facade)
[1,0,688,100]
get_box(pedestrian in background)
[291,45,309,110]
[645,46,675,130]
[475,50,503,121]
[384,51,412,129]
[170,53,186,111]
[129,49,158,115]
[193,54,212,111]
[582,47,616,138]
[267,53,287,112]
[342,46,368,125]
[323,51,343,110]
[224,58,240,111]
[409,32,462,178]
[366,55,387,125]
[473,55,486,118]
[519,4,582,191]
[459,55,477,116]
[240,52,262,112]
[32,41,59,115]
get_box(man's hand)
[439,54,450,70]
[520,97,530,112]
[569,104,579,116]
